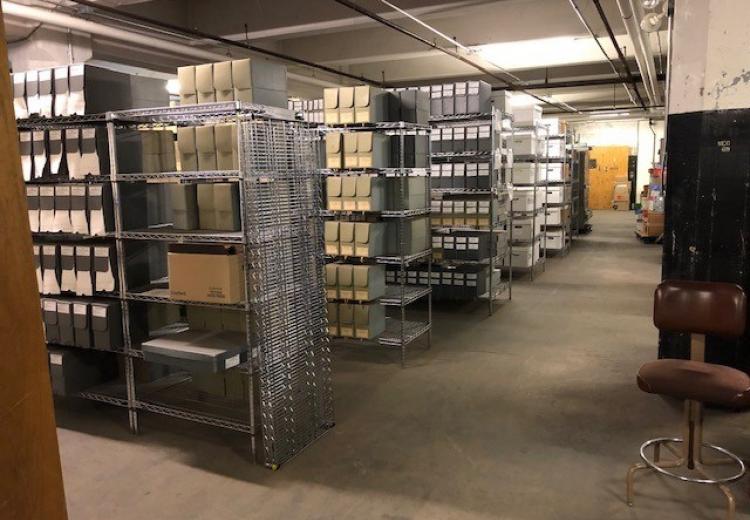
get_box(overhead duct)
[615,0,662,105]
[1,0,341,88]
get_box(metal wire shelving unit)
[571,145,593,235]
[429,108,513,315]
[323,122,432,368]
[21,102,333,469]
[509,124,549,280]
[542,129,573,256]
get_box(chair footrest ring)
[639,437,746,485]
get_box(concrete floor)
[56,210,750,520]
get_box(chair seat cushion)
[638,359,750,408]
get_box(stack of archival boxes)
[323,85,430,340]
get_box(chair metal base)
[627,437,746,520]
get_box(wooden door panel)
[588,146,631,209]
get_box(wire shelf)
[119,228,244,244]
[380,285,431,306]
[320,168,429,177]
[27,175,110,184]
[47,341,133,357]
[431,150,492,159]
[17,113,108,129]
[378,319,431,347]
[325,121,430,131]
[32,231,114,241]
[124,288,246,310]
[320,208,430,218]
[109,101,297,125]
[115,170,241,183]
[432,187,496,195]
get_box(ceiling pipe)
[331,0,577,113]
[492,73,666,91]
[2,0,341,88]
[63,0,377,86]
[566,0,636,106]
[615,0,662,105]
[590,0,647,109]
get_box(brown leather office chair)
[627,280,750,519]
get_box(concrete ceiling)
[3,0,668,112]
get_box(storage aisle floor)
[55,210,750,519]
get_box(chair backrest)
[654,280,747,338]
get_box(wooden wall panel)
[0,7,68,520]
[588,145,631,209]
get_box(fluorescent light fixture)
[166,78,180,96]
[473,36,631,71]
[590,112,631,119]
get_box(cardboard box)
[177,127,198,171]
[514,105,542,127]
[341,176,357,211]
[213,61,234,102]
[214,123,238,170]
[354,222,386,257]
[196,184,216,229]
[355,175,386,211]
[327,302,340,336]
[142,329,247,373]
[338,303,355,338]
[326,176,343,210]
[72,303,92,348]
[339,87,355,124]
[545,230,565,250]
[177,65,197,105]
[195,63,216,104]
[48,347,116,397]
[324,87,340,124]
[324,221,340,255]
[337,264,354,300]
[195,125,217,171]
[353,265,386,301]
[354,86,393,123]
[512,163,538,185]
[169,184,199,230]
[354,303,386,339]
[168,244,243,304]
[386,176,428,210]
[90,301,123,350]
[511,134,538,156]
[325,133,343,169]
[325,263,339,299]
[467,80,492,114]
[213,183,241,231]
